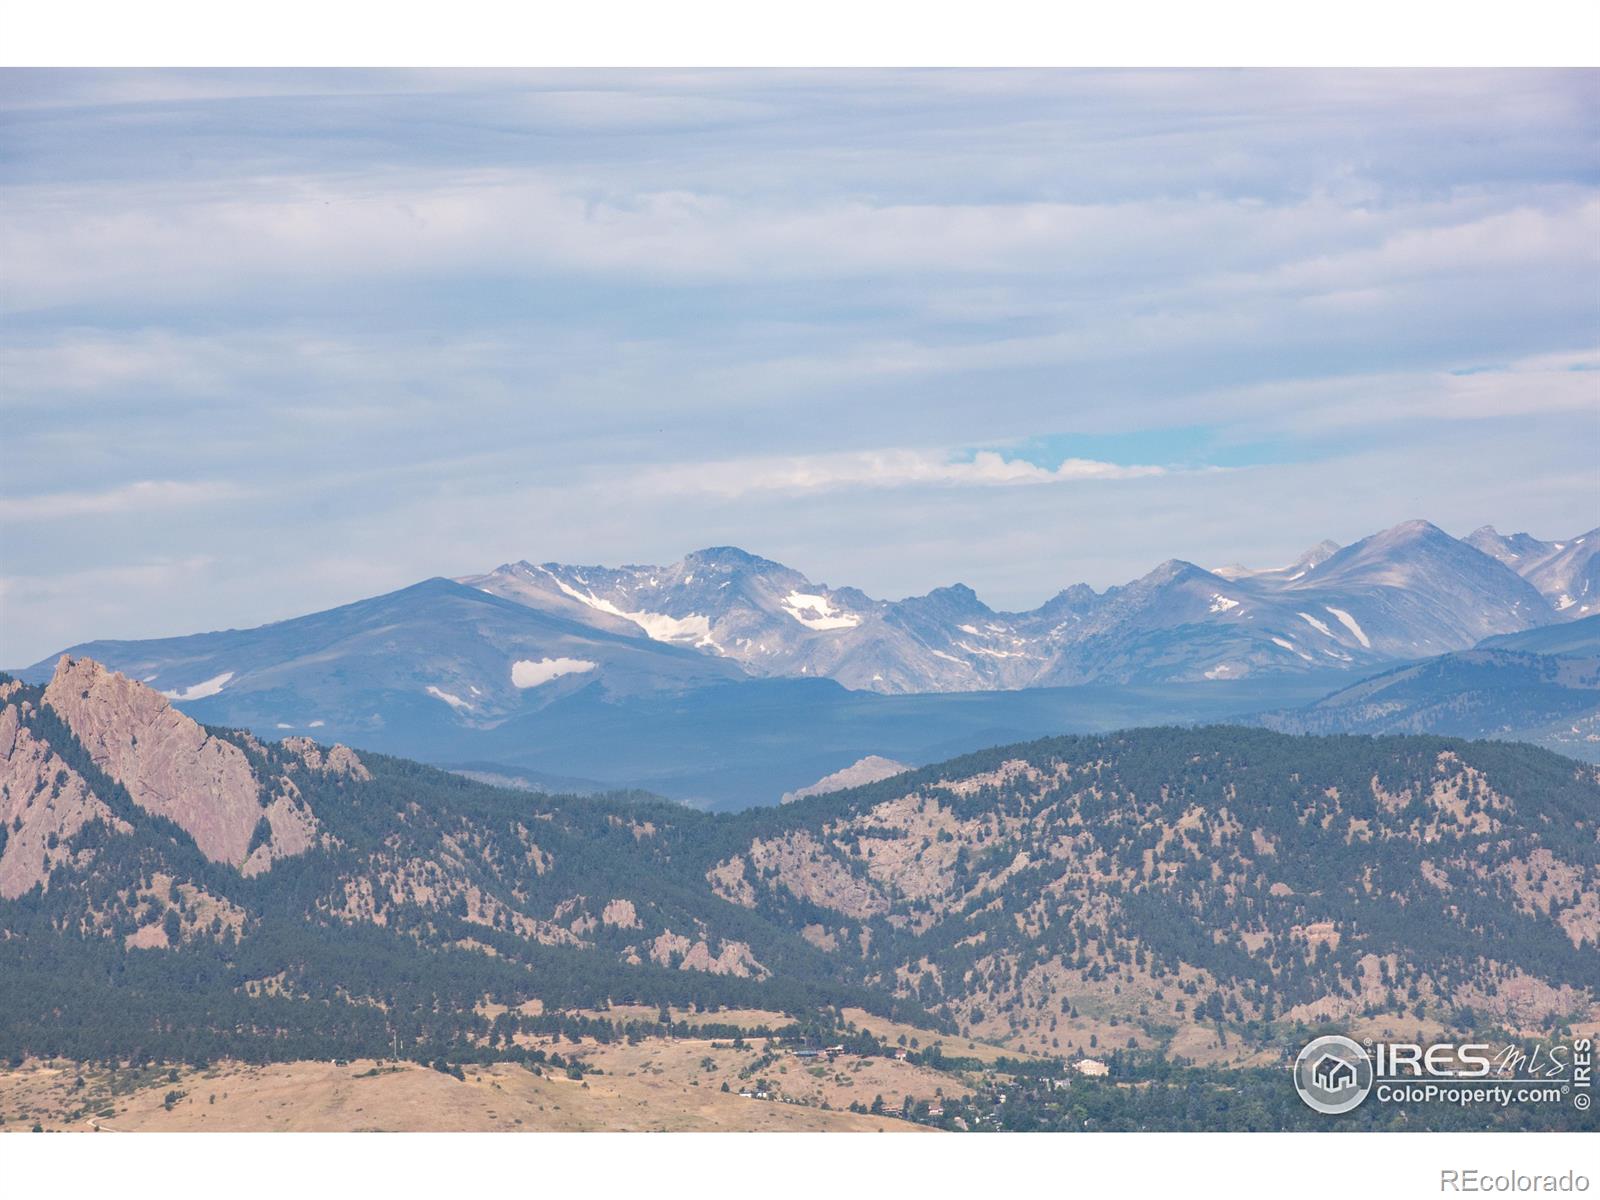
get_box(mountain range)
[1259,615,1600,758]
[15,518,1597,805]
[463,519,1593,693]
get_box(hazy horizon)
[3,69,1597,663]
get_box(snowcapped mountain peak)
[449,522,1578,692]
[682,545,783,574]
[1293,539,1342,570]
[1133,559,1217,589]
[1465,525,1600,620]
[1211,539,1339,583]
[63,520,1582,721]
[911,582,987,608]
[1388,517,1449,539]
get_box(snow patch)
[161,671,234,701]
[1209,594,1240,613]
[1204,663,1245,680]
[1285,570,1306,582]
[632,611,716,645]
[956,641,1021,659]
[426,686,472,710]
[537,566,716,647]
[781,590,861,631]
[511,657,598,688]
[1271,636,1313,661]
[1297,612,1335,638]
[1556,593,1576,611]
[958,624,981,635]
[1323,605,1371,648]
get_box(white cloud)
[1169,347,1600,435]
[0,480,251,521]
[6,168,1590,319]
[0,70,1593,665]
[630,447,1168,498]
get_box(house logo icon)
[1312,1053,1357,1093]
[1294,1035,1374,1114]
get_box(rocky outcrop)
[280,736,371,781]
[0,699,129,898]
[752,831,890,918]
[242,789,322,877]
[648,929,768,978]
[713,832,895,920]
[780,755,910,803]
[705,855,757,907]
[42,656,266,867]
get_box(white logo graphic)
[1294,1035,1374,1114]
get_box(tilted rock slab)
[43,656,265,867]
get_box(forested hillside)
[3,659,1596,1079]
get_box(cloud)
[0,69,1594,663]
[1167,347,1600,437]
[628,447,1169,498]
[6,176,1592,316]
[0,480,251,521]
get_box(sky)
[1,68,1598,665]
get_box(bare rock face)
[600,898,640,929]
[280,736,371,781]
[242,789,322,877]
[0,700,128,898]
[780,755,911,803]
[42,656,265,867]
[648,928,768,978]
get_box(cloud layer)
[0,69,1596,663]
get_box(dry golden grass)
[838,1007,1037,1065]
[579,1033,958,1117]
[575,1004,794,1031]
[0,1056,931,1133]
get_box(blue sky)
[1,69,1597,664]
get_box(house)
[1073,1058,1109,1077]
[893,1047,909,1060]
[1313,1053,1357,1093]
